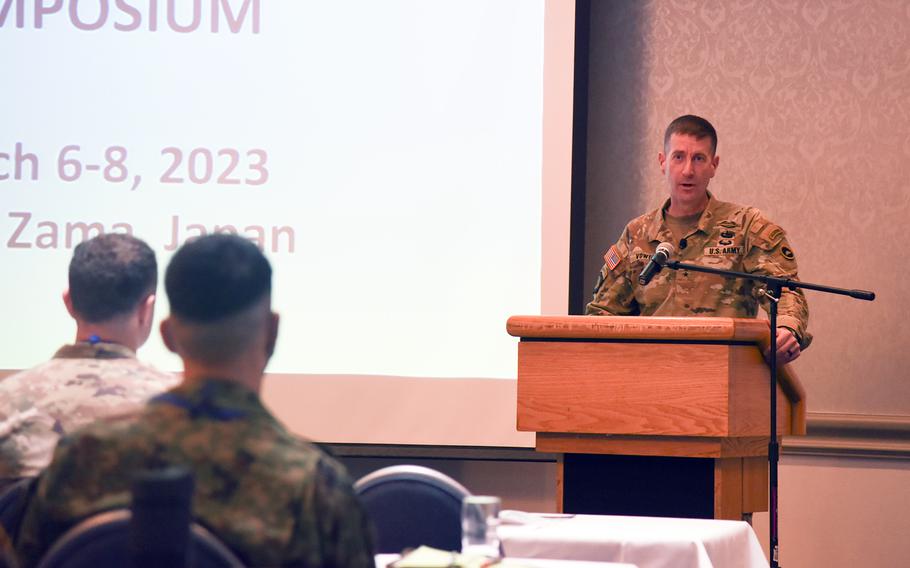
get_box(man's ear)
[658,151,667,175]
[138,294,156,327]
[160,318,179,354]
[62,289,77,319]
[265,312,279,358]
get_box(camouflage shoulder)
[0,371,28,418]
[0,365,58,418]
[707,199,757,224]
[0,367,30,386]
[745,209,788,250]
[314,452,356,491]
[62,407,144,441]
[0,362,56,389]
[283,435,352,485]
[609,217,647,259]
[258,428,340,482]
[626,209,658,236]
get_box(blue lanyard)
[151,383,246,421]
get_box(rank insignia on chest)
[704,246,744,256]
[604,245,622,270]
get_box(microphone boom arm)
[663,260,875,301]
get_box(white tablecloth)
[375,553,637,567]
[497,512,768,568]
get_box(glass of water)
[461,495,502,558]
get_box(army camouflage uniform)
[15,378,375,568]
[586,195,811,347]
[0,342,177,490]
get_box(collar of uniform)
[694,192,722,234]
[646,199,675,243]
[648,192,719,243]
[155,378,269,421]
[53,342,136,360]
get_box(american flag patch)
[604,245,621,271]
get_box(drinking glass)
[461,495,501,558]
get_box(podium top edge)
[505,315,768,343]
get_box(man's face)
[658,133,719,213]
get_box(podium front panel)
[516,340,791,437]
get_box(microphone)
[638,242,675,286]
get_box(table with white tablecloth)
[497,512,768,568]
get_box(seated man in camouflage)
[16,234,374,568]
[587,114,811,361]
[0,233,176,491]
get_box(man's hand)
[764,327,800,364]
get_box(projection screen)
[0,0,575,447]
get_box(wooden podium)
[507,315,806,520]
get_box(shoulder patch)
[748,218,768,236]
[748,215,786,250]
[604,245,622,271]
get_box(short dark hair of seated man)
[68,232,158,322]
[0,233,176,491]
[15,234,375,568]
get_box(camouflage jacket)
[15,378,375,568]
[0,342,177,489]
[586,195,811,348]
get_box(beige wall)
[753,454,910,568]
[583,0,910,416]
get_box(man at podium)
[586,115,811,362]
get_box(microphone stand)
[659,260,875,568]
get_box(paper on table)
[499,510,576,526]
[389,546,500,568]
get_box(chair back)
[131,466,194,567]
[354,465,471,553]
[0,477,37,543]
[35,510,245,568]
